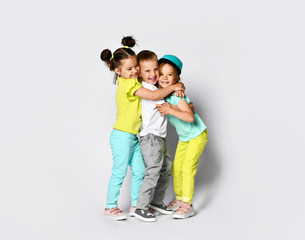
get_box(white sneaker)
[129,206,136,217]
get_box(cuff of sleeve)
[127,82,141,101]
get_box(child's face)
[139,58,159,85]
[115,55,139,79]
[158,63,178,88]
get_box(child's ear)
[114,67,120,75]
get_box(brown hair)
[100,36,137,84]
[137,50,158,64]
[159,62,180,83]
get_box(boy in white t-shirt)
[134,50,177,222]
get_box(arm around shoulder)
[134,82,185,101]
[134,85,173,101]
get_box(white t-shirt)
[140,81,167,138]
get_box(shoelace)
[176,204,191,214]
[110,207,123,215]
[141,210,154,216]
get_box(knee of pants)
[182,168,197,177]
[130,160,145,178]
[132,171,145,180]
[146,173,161,187]
[131,166,145,179]
[111,166,128,180]
[160,165,172,178]
[172,164,182,173]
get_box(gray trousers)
[136,134,172,210]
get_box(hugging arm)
[134,82,185,101]
[171,102,194,113]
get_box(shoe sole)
[130,209,158,217]
[172,211,195,219]
[149,205,173,215]
[104,215,127,221]
[134,213,157,222]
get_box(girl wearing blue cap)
[156,55,208,219]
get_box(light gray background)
[1,0,304,239]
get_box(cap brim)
[158,58,181,76]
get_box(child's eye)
[127,68,131,70]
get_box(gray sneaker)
[149,203,173,215]
[134,209,157,222]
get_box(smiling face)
[114,55,139,79]
[158,63,179,88]
[139,58,159,85]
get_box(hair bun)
[121,36,136,48]
[100,49,112,62]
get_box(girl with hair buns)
[100,36,185,220]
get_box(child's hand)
[174,90,185,97]
[172,83,185,97]
[173,82,185,92]
[156,102,172,116]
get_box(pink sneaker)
[167,200,182,211]
[104,207,127,221]
[172,203,195,219]
[129,206,136,217]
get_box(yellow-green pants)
[173,129,208,204]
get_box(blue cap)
[158,55,183,76]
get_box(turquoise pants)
[106,129,145,209]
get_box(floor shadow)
[194,138,221,211]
